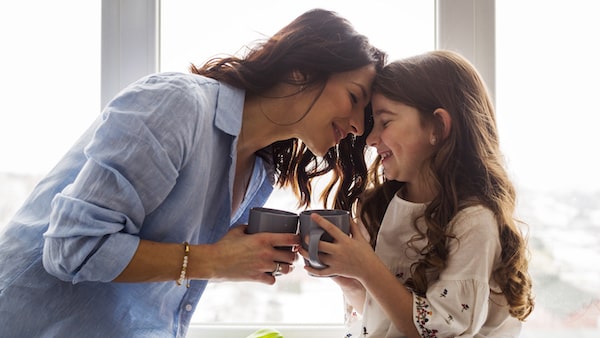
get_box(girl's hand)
[298,213,377,280]
[201,225,300,284]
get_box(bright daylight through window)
[1,1,598,337]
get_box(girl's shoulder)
[450,204,499,239]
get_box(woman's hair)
[359,50,534,320]
[190,8,386,211]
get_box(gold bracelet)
[176,241,190,288]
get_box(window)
[2,0,598,337]
[496,1,600,336]
[159,0,435,330]
[0,0,100,223]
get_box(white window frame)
[101,0,495,108]
[100,0,494,336]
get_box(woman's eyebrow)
[351,81,368,100]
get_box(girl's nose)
[366,126,379,147]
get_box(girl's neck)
[401,181,437,204]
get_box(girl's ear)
[433,108,452,140]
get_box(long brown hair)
[191,9,386,210]
[359,50,534,320]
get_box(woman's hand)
[298,213,377,281]
[192,225,300,284]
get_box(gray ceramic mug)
[247,207,299,251]
[299,209,350,269]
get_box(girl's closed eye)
[349,92,359,105]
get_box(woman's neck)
[237,94,301,159]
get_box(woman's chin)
[305,143,331,158]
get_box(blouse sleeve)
[412,206,502,337]
[43,74,204,283]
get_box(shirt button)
[185,304,193,312]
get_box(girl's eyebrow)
[373,109,393,117]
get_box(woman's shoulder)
[148,72,222,95]
[141,71,218,86]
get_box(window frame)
[99,0,495,336]
[100,0,495,108]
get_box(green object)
[245,328,284,338]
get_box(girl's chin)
[382,168,398,181]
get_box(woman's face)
[367,93,435,185]
[297,64,376,157]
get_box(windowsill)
[187,324,600,338]
[186,324,346,338]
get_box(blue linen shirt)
[0,72,274,337]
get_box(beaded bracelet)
[176,241,190,288]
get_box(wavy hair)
[191,9,386,210]
[359,50,534,320]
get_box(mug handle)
[308,228,328,269]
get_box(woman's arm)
[114,227,299,284]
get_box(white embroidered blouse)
[345,192,522,337]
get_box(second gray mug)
[299,209,350,269]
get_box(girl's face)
[367,93,436,193]
[297,65,376,157]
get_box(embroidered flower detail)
[415,296,439,337]
[362,326,369,336]
[440,288,448,297]
[461,303,470,312]
[396,272,404,279]
[444,314,454,324]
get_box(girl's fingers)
[310,213,347,241]
[349,219,366,241]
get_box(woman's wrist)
[186,243,218,281]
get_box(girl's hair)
[191,9,386,210]
[359,50,534,320]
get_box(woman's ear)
[290,69,308,84]
[433,108,452,140]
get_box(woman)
[0,9,385,337]
[301,50,534,337]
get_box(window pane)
[160,0,434,324]
[497,1,600,336]
[0,1,100,224]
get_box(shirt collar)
[214,82,245,136]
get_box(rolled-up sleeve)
[43,74,203,283]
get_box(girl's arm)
[305,207,504,338]
[300,214,420,337]
[331,276,366,314]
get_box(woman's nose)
[349,108,365,136]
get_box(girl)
[302,50,534,337]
